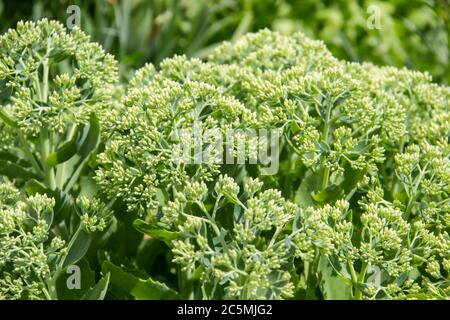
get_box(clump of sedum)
[0,19,118,191]
[0,19,116,300]
[0,19,117,136]
[1,20,448,300]
[163,175,298,299]
[97,29,449,300]
[0,183,63,299]
[0,182,112,300]
[96,58,258,214]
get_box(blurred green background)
[1,0,448,83]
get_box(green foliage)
[278,0,449,84]
[1,0,447,83]
[0,20,116,300]
[103,260,181,300]
[0,18,448,300]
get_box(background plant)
[1,0,447,83]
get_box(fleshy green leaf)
[62,225,92,268]
[102,261,182,300]
[63,114,101,192]
[294,170,318,208]
[311,184,343,203]
[133,219,181,244]
[47,114,101,167]
[319,258,352,300]
[53,258,95,300]
[0,108,18,128]
[82,273,110,300]
[0,160,40,180]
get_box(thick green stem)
[177,264,194,299]
[40,128,56,189]
[55,125,77,189]
[356,262,368,299]
[42,57,49,103]
[41,284,52,300]
[321,166,330,191]
[39,41,56,189]
[347,260,362,300]
[404,162,429,218]
[320,100,333,191]
[197,201,229,253]
[358,263,368,282]
[304,254,321,299]
[321,99,332,142]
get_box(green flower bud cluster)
[0,19,118,140]
[93,29,449,299]
[304,181,449,299]
[0,183,66,300]
[77,196,112,233]
[165,175,300,299]
[96,60,258,214]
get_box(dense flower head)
[77,196,113,233]
[93,29,449,299]
[96,66,256,214]
[165,175,300,299]
[0,183,66,300]
[0,19,118,140]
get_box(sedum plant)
[0,20,117,300]
[0,183,111,299]
[96,30,449,300]
[0,182,63,299]
[0,20,448,300]
[0,19,118,192]
[153,175,299,299]
[96,57,260,215]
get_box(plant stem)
[40,127,56,189]
[320,99,332,191]
[36,42,56,189]
[177,264,193,299]
[197,201,229,253]
[321,166,330,191]
[347,260,361,300]
[358,263,368,282]
[42,57,49,103]
[56,125,77,188]
[405,162,429,218]
[42,286,52,300]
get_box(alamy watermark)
[171,122,280,175]
[367,5,382,30]
[66,5,81,29]
[66,264,81,290]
